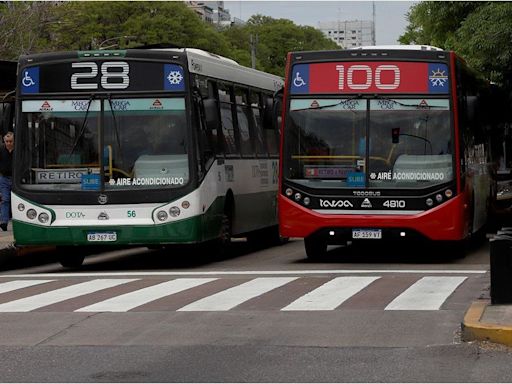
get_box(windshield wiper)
[107,95,124,168]
[67,95,95,162]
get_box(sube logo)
[319,199,354,208]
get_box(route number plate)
[87,232,117,242]
[352,229,382,239]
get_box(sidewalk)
[462,300,512,347]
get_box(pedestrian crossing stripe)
[282,276,380,311]
[384,276,467,310]
[178,277,298,311]
[76,278,216,312]
[0,276,471,313]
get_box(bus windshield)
[18,98,189,191]
[285,98,452,189]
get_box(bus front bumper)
[279,194,468,242]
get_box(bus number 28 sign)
[71,62,130,90]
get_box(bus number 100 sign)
[336,64,400,91]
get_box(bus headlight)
[38,212,50,224]
[294,193,302,201]
[181,201,190,209]
[17,203,25,212]
[303,197,311,206]
[435,194,443,203]
[285,188,293,197]
[426,198,434,207]
[26,209,37,220]
[157,210,168,221]
[169,206,181,217]
[445,189,453,198]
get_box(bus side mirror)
[467,95,479,123]
[263,95,283,130]
[203,98,219,131]
[263,97,274,129]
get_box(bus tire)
[56,246,86,268]
[212,210,232,258]
[304,236,327,260]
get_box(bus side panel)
[279,194,468,241]
[226,159,279,236]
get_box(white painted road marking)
[75,278,216,312]
[384,276,467,310]
[0,279,136,312]
[2,269,486,278]
[178,277,298,311]
[282,276,380,311]
[0,276,475,312]
[0,280,53,294]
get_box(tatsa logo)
[319,199,354,208]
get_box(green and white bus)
[13,48,283,267]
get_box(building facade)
[318,20,375,48]
[186,1,244,26]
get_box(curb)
[462,300,512,347]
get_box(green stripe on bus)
[13,199,225,246]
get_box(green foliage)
[400,1,512,86]
[454,2,512,84]
[0,2,337,77]
[48,2,231,55]
[222,15,339,76]
[399,2,483,48]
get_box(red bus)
[278,46,497,258]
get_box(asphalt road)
[0,238,511,382]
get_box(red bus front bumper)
[279,194,469,241]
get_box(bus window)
[235,87,254,156]
[250,91,267,157]
[218,83,238,155]
[369,99,452,188]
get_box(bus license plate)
[87,232,117,242]
[352,229,382,239]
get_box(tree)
[399,1,512,87]
[0,2,59,60]
[399,2,484,49]
[48,2,231,55]
[454,2,512,85]
[0,2,232,58]
[221,15,338,76]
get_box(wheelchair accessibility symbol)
[293,71,306,87]
[22,71,35,87]
[21,67,39,94]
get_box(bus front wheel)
[56,246,86,268]
[304,236,327,260]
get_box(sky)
[223,1,416,45]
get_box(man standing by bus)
[0,131,14,231]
